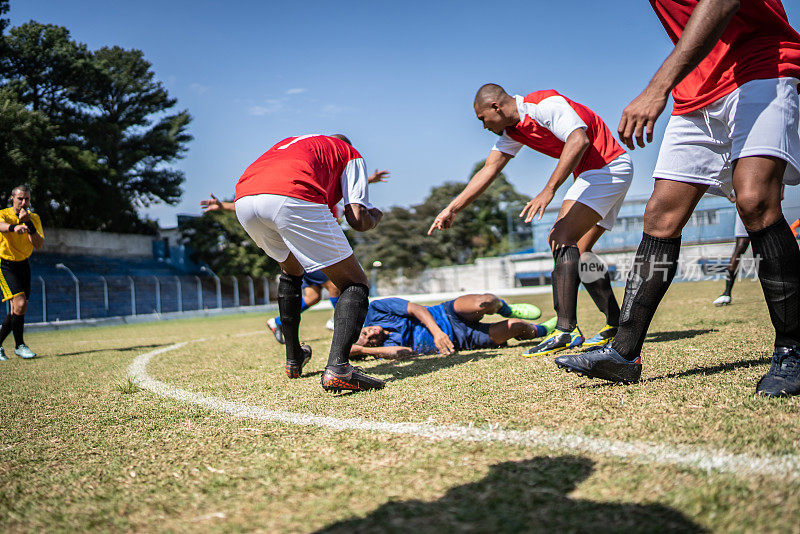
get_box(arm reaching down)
[350,345,415,360]
[406,302,455,355]
[428,150,513,234]
[345,204,382,232]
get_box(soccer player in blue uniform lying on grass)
[350,293,556,359]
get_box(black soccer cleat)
[284,344,312,379]
[756,346,800,398]
[555,346,642,384]
[320,364,385,392]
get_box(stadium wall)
[41,228,154,257]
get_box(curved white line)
[129,341,800,479]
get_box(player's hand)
[434,331,455,356]
[200,194,224,212]
[520,189,555,223]
[368,169,390,184]
[17,208,30,222]
[387,347,415,360]
[428,207,456,235]
[13,225,29,234]
[618,86,668,150]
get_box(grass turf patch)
[1,280,798,532]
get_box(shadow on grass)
[316,455,705,533]
[578,357,768,389]
[55,343,169,358]
[645,328,717,343]
[367,350,501,383]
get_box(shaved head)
[474,83,510,109]
[329,133,352,145]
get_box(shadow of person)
[645,329,716,343]
[55,343,169,358]
[316,455,705,533]
[366,349,501,383]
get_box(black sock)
[584,272,620,327]
[612,233,681,360]
[748,218,800,348]
[11,314,24,347]
[552,246,580,332]
[723,268,736,297]
[327,283,369,369]
[278,273,304,363]
[0,314,12,345]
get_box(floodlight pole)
[247,276,255,306]
[128,276,136,315]
[99,275,109,316]
[55,263,80,320]
[152,276,161,314]
[262,276,269,304]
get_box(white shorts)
[654,77,800,197]
[235,194,353,272]
[734,210,748,238]
[563,153,633,230]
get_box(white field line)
[129,341,800,480]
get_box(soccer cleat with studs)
[0,347,7,361]
[14,344,36,359]
[321,364,385,392]
[555,346,642,385]
[582,324,618,349]
[284,344,312,378]
[524,326,584,357]
[267,317,285,344]
[713,294,731,307]
[507,303,542,320]
[756,346,800,398]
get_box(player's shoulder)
[30,212,41,222]
[523,89,562,104]
[0,207,13,220]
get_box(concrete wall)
[41,228,154,257]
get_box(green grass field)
[2,280,799,533]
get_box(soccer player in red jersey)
[232,134,385,392]
[555,0,800,397]
[429,84,633,357]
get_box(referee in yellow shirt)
[0,185,44,360]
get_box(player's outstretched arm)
[427,150,512,235]
[344,203,382,232]
[520,128,590,223]
[200,194,236,212]
[618,0,740,149]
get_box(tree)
[0,19,191,233]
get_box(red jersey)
[234,135,368,212]
[651,0,800,115]
[499,91,626,178]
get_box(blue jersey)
[363,298,453,354]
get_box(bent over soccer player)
[555,0,800,398]
[351,293,557,360]
[429,84,633,356]
[234,134,385,392]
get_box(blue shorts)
[302,270,329,288]
[442,300,497,351]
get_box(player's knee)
[643,196,682,238]
[479,293,500,310]
[736,193,777,230]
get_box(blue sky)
[9,0,800,226]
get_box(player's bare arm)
[368,169,390,184]
[428,150,513,235]
[406,302,455,355]
[520,128,590,223]
[344,203,382,232]
[350,344,415,360]
[619,0,740,149]
[0,222,27,234]
[26,220,44,250]
[201,193,235,212]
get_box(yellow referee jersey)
[0,207,44,261]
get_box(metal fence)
[26,274,274,324]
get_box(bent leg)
[612,179,707,360]
[734,156,800,348]
[277,253,306,364]
[488,319,540,345]
[452,293,502,323]
[576,225,620,327]
[322,255,370,368]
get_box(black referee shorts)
[0,258,31,302]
